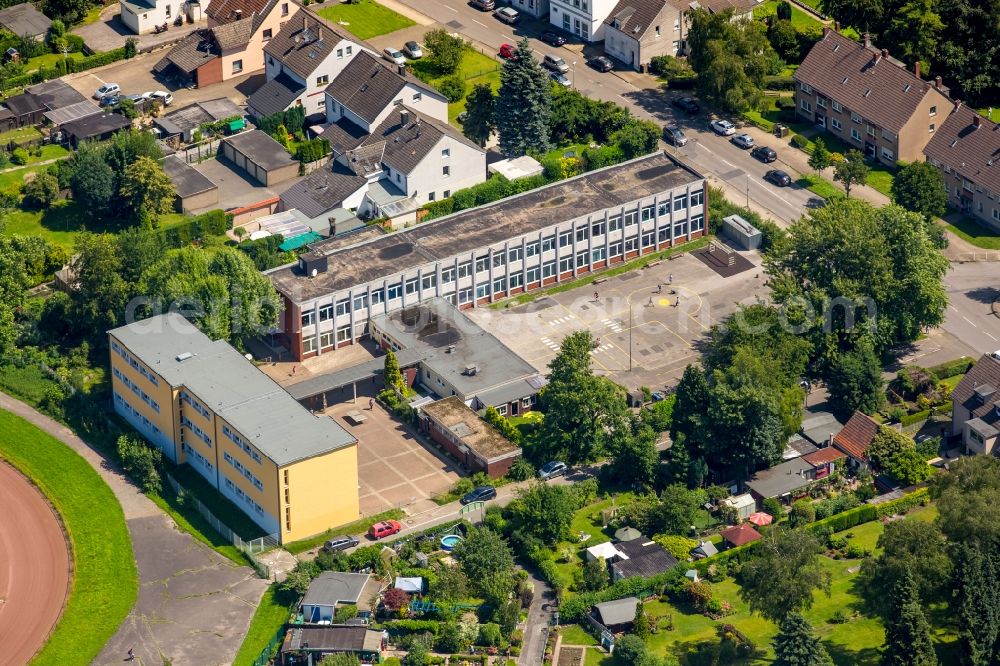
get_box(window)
[317,75,329,86]
[542,236,555,252]
[493,277,506,293]
[301,311,315,327]
[881,128,896,142]
[413,92,422,102]
[476,255,490,272]
[674,18,680,30]
[281,2,288,15]
[576,250,588,267]
[476,284,489,299]
[831,118,842,130]
[673,194,687,212]
[422,274,437,290]
[346,45,352,55]
[576,226,589,242]
[493,252,506,268]
[690,190,704,207]
[441,148,450,157]
[165,4,171,16]
[302,337,316,353]
[526,241,540,257]
[608,214,622,231]
[867,125,876,137]
[509,247,522,262]
[336,325,350,343]
[881,147,894,161]
[559,257,574,273]
[353,294,368,310]
[817,97,827,108]
[443,190,450,198]
[993,209,1000,222]
[542,261,556,278]
[851,112,862,124]
[625,237,638,252]
[387,283,402,300]
[929,106,937,116]
[263,28,272,40]
[655,25,660,37]
[591,221,605,237]
[691,215,705,232]
[641,205,654,221]
[318,304,333,321]
[800,82,812,94]
[442,165,450,177]
[441,267,456,284]
[642,231,654,247]
[657,202,669,217]
[559,230,573,248]
[592,247,605,262]
[428,192,435,201]
[800,99,812,113]
[624,210,638,226]
[232,60,243,74]
[851,128,862,141]
[405,277,418,294]
[609,241,622,257]
[929,123,935,133]
[509,272,523,289]
[458,288,473,303]
[458,261,472,278]
[527,266,540,283]
[335,298,349,316]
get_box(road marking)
[986,331,998,342]
[948,305,959,312]
[540,337,560,350]
[442,4,457,10]
[589,344,614,354]
[962,316,978,328]
[472,18,486,27]
[601,318,623,333]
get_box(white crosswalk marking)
[540,337,560,351]
[589,344,614,355]
[601,318,623,333]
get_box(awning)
[279,231,323,251]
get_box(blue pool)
[440,534,464,551]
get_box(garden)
[314,0,415,40]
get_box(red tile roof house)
[793,29,952,166]
[832,411,881,471]
[719,523,762,549]
[950,353,1000,456]
[801,446,848,480]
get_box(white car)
[731,133,754,149]
[549,71,571,87]
[142,90,173,106]
[383,47,406,66]
[710,119,736,136]
[93,82,120,99]
[403,41,423,59]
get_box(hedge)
[764,75,797,91]
[806,487,931,536]
[157,209,231,248]
[420,173,550,221]
[384,619,442,636]
[928,356,975,380]
[560,569,680,622]
[2,47,130,91]
[295,138,330,164]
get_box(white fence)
[164,472,279,578]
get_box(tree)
[384,349,405,393]
[881,571,937,666]
[614,635,649,666]
[632,601,651,639]
[68,143,115,219]
[124,36,138,59]
[891,161,948,222]
[739,529,831,622]
[670,364,710,442]
[933,455,1000,546]
[807,137,832,173]
[484,406,522,444]
[858,520,952,617]
[403,641,429,666]
[954,542,1000,666]
[868,426,932,486]
[21,172,59,209]
[496,38,552,157]
[762,497,783,520]
[506,482,577,545]
[788,500,815,527]
[439,75,466,103]
[72,233,130,332]
[453,527,515,605]
[610,119,661,159]
[280,567,314,597]
[649,485,700,535]
[883,0,944,65]
[826,339,884,415]
[773,612,834,666]
[382,587,410,613]
[423,29,465,74]
[767,18,800,61]
[463,83,496,147]
[582,557,608,592]
[119,156,176,227]
[116,434,163,494]
[833,149,870,197]
[607,424,658,489]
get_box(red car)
[499,43,517,60]
[368,519,402,540]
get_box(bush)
[583,144,626,170]
[439,76,467,103]
[762,497,783,519]
[507,458,534,481]
[776,0,792,19]
[21,172,59,208]
[845,544,868,559]
[10,147,28,165]
[116,434,163,494]
[157,209,231,247]
[790,134,809,149]
[764,75,796,90]
[928,357,975,380]
[295,138,331,164]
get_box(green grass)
[976,107,1000,123]
[0,125,42,144]
[232,583,295,666]
[411,48,501,125]
[561,624,600,646]
[25,51,86,72]
[284,508,406,554]
[583,647,614,666]
[796,174,844,201]
[943,216,1000,249]
[0,409,136,666]
[0,364,55,404]
[864,167,894,197]
[314,1,415,40]
[754,0,826,31]
[167,462,268,540]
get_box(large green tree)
[505,482,576,546]
[739,529,831,622]
[607,423,659,489]
[119,156,176,227]
[833,149,871,197]
[462,83,496,148]
[496,38,552,156]
[453,527,515,607]
[825,338,884,415]
[423,28,465,74]
[883,0,945,65]
[71,233,131,332]
[891,161,948,223]
[773,612,834,666]
[868,426,932,486]
[68,143,115,220]
[954,543,1000,666]
[880,571,937,666]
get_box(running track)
[0,461,70,666]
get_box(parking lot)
[464,248,766,391]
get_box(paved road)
[942,262,1000,355]
[392,0,818,224]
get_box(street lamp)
[572,61,577,88]
[628,301,633,372]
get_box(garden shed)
[162,155,219,213]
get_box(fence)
[164,472,279,579]
[953,251,1000,262]
[301,154,331,175]
[251,624,289,666]
[178,138,223,164]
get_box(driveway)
[0,392,268,666]
[72,4,207,52]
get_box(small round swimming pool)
[440,534,464,551]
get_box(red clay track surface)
[0,461,70,666]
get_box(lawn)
[25,51,86,72]
[976,107,1000,123]
[796,174,843,201]
[943,216,1000,249]
[754,0,826,31]
[314,1,415,40]
[0,125,43,145]
[0,409,136,666]
[232,583,295,666]
[561,624,599,646]
[411,48,501,125]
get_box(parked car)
[764,169,792,187]
[750,145,777,162]
[540,31,566,46]
[549,71,571,87]
[403,41,423,59]
[499,43,517,60]
[93,82,120,99]
[542,54,569,73]
[147,90,173,106]
[672,96,700,113]
[322,535,359,552]
[124,93,144,104]
[538,461,568,480]
[587,55,614,72]
[663,125,688,147]
[383,47,406,66]
[368,519,402,539]
[99,95,120,107]
[709,119,736,136]
[494,7,520,23]
[731,133,754,149]
[470,0,495,10]
[461,485,497,504]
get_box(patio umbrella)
[748,512,773,526]
[614,527,642,542]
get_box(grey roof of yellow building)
[109,313,356,465]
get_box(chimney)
[881,48,888,59]
[834,20,839,31]
[913,60,920,79]
[398,63,405,76]
[234,8,242,19]
[935,75,942,88]
[973,116,981,129]
[955,99,962,111]
[400,108,409,127]
[863,32,871,48]
[317,25,323,41]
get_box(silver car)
[731,133,755,149]
[549,71,571,87]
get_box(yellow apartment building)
[108,312,359,544]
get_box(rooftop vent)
[463,365,479,376]
[975,384,996,404]
[446,344,456,353]
[176,352,194,362]
[842,76,849,84]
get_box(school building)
[267,151,708,361]
[108,312,360,544]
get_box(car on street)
[663,125,688,146]
[403,41,423,59]
[540,31,566,46]
[731,133,754,149]
[470,0,495,10]
[538,461,568,480]
[368,519,402,539]
[383,47,406,66]
[94,82,120,99]
[751,145,777,162]
[764,169,792,187]
[549,71,571,86]
[494,7,520,23]
[142,90,173,106]
[499,43,517,60]
[322,535,359,552]
[99,94,120,107]
[542,54,569,73]
[587,55,614,72]
[672,96,700,113]
[461,485,498,504]
[709,119,736,136]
